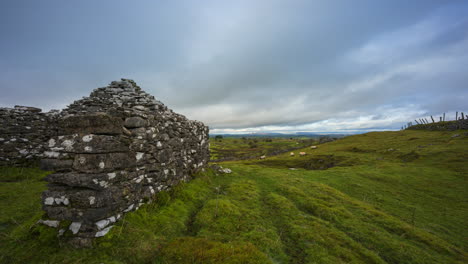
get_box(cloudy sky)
[1,1,467,134]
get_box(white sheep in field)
[260,155,266,159]
[310,146,317,149]
[290,152,295,156]
[299,152,307,156]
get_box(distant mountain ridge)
[209,131,358,138]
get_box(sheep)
[290,152,295,156]
[299,152,307,156]
[310,146,317,149]
[260,155,266,159]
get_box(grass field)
[209,137,316,160]
[0,130,467,263]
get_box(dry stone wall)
[0,106,59,165]
[1,79,209,247]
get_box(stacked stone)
[40,79,209,247]
[0,106,58,166]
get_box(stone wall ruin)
[1,79,209,247]
[0,106,59,165]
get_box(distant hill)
[210,132,356,138]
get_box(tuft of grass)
[158,237,271,264]
[0,167,50,236]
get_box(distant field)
[209,137,317,160]
[1,130,467,263]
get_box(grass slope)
[0,130,466,263]
[210,137,315,160]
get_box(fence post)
[430,116,435,123]
[456,112,458,121]
[443,113,445,121]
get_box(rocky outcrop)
[0,106,59,165]
[2,79,209,247]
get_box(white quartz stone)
[95,219,110,230]
[19,149,29,155]
[123,204,134,212]
[134,175,144,183]
[136,152,144,161]
[44,151,60,158]
[82,135,93,142]
[44,197,54,205]
[41,220,60,228]
[99,180,108,188]
[69,222,82,234]
[61,139,75,151]
[95,226,113,237]
[54,196,67,205]
[48,138,56,147]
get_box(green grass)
[210,137,315,160]
[0,130,467,263]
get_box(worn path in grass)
[0,130,467,263]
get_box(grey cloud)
[1,1,467,132]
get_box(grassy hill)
[209,137,316,160]
[0,130,467,263]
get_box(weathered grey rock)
[72,153,135,173]
[59,114,123,135]
[124,117,146,128]
[40,159,74,171]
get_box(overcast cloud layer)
[1,0,467,133]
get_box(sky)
[1,0,467,134]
